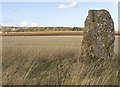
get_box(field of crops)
[2,36,120,85]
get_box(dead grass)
[2,36,119,85]
[2,31,83,36]
[1,31,120,36]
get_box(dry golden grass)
[2,36,119,85]
[1,31,120,36]
[2,31,83,36]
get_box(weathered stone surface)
[81,9,115,62]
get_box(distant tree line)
[2,27,84,33]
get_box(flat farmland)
[1,31,120,36]
[2,31,83,36]
[2,36,120,85]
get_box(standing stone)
[80,9,115,62]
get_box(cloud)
[30,22,38,27]
[19,21,29,27]
[114,0,119,5]
[70,1,79,8]
[58,1,79,10]
[58,4,67,10]
[1,24,16,27]
[19,21,38,27]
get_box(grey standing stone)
[80,9,115,62]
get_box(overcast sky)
[1,1,118,28]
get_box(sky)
[1,1,118,29]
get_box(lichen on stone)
[80,9,115,62]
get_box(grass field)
[1,31,120,36]
[2,31,83,36]
[2,36,120,85]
